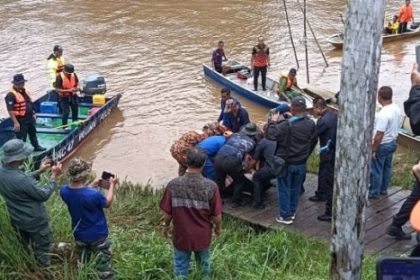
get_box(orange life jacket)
[253,44,269,67]
[59,72,77,97]
[286,76,296,90]
[10,88,29,117]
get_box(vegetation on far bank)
[0,180,379,280]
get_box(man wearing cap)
[47,45,65,88]
[273,96,315,224]
[275,68,301,102]
[5,74,46,151]
[56,64,79,126]
[60,158,117,279]
[218,88,238,122]
[222,99,250,133]
[0,139,62,267]
[214,123,258,208]
[309,97,338,222]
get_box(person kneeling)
[60,158,118,279]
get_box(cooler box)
[40,101,58,114]
[92,94,106,106]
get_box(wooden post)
[282,0,300,69]
[331,1,386,279]
[303,0,309,83]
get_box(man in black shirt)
[310,97,338,222]
[5,74,45,151]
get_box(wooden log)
[330,1,386,279]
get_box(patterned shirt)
[160,172,223,251]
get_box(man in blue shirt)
[60,158,118,279]
[197,131,232,181]
[222,99,250,133]
[217,88,238,122]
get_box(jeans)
[76,237,113,279]
[369,140,397,197]
[215,155,246,203]
[318,153,335,215]
[399,22,408,33]
[15,119,40,148]
[252,165,275,205]
[174,247,210,279]
[59,96,78,125]
[277,164,306,218]
[253,66,267,91]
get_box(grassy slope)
[0,181,377,280]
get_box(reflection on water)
[0,0,418,186]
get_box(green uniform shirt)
[0,163,56,231]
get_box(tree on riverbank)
[331,0,386,279]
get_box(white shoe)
[275,216,293,225]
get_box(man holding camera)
[60,158,117,279]
[0,139,62,267]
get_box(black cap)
[63,64,74,74]
[291,96,306,109]
[11,74,27,84]
[289,68,297,75]
[53,45,62,52]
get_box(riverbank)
[0,181,378,280]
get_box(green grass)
[0,179,378,279]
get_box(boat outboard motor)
[81,74,106,95]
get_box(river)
[0,0,417,187]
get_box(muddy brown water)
[0,0,418,187]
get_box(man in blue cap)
[0,139,62,267]
[5,74,46,151]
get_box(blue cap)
[274,102,290,114]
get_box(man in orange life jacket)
[4,74,46,151]
[251,36,270,91]
[56,64,79,126]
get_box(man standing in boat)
[211,40,230,75]
[56,64,79,126]
[5,74,46,151]
[399,0,414,34]
[47,45,65,89]
[251,36,270,91]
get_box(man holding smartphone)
[60,158,117,279]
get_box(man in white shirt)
[369,86,402,199]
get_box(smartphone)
[98,179,110,190]
[376,257,420,279]
[416,45,420,71]
[101,171,114,181]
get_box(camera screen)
[378,258,420,280]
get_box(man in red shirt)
[251,36,270,91]
[160,147,223,279]
[399,0,414,33]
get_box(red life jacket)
[10,88,29,117]
[59,72,77,97]
[253,44,269,67]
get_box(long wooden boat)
[327,24,420,49]
[0,89,122,168]
[203,60,313,108]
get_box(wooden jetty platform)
[223,173,418,255]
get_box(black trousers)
[253,66,267,91]
[60,96,78,126]
[317,155,335,215]
[392,180,420,227]
[399,22,408,34]
[215,155,246,203]
[252,165,275,205]
[15,119,39,148]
